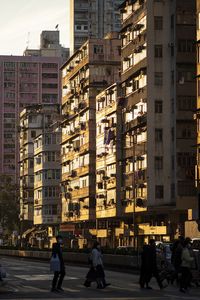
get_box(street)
[1,256,200,300]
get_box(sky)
[0,0,70,55]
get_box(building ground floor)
[19,206,197,250]
[58,207,189,250]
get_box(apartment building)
[0,56,61,183]
[96,83,124,247]
[70,0,124,53]
[119,0,196,244]
[24,31,69,63]
[19,104,61,236]
[188,0,200,237]
[33,124,61,247]
[61,34,121,245]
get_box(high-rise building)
[70,0,124,53]
[118,0,196,245]
[19,104,61,238]
[0,56,62,182]
[60,34,121,246]
[24,31,69,63]
[0,31,69,183]
[95,83,124,247]
[191,0,200,237]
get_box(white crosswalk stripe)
[13,274,78,281]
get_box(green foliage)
[0,175,19,234]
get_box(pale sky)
[0,0,70,55]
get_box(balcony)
[62,152,76,163]
[96,205,116,219]
[76,165,89,177]
[61,129,81,144]
[71,186,89,199]
[64,56,89,82]
[34,144,59,156]
[62,169,78,182]
[125,113,147,132]
[122,198,147,214]
[122,30,147,55]
[79,142,89,154]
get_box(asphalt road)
[1,256,200,300]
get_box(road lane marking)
[14,274,78,281]
[19,285,47,292]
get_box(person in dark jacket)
[51,235,65,292]
[145,239,164,289]
[171,236,184,284]
[179,238,194,293]
[139,244,151,289]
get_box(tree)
[0,175,19,234]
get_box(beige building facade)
[119,0,196,244]
[95,83,123,246]
[19,104,61,237]
[61,34,121,245]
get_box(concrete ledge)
[0,249,139,269]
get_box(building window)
[155,128,163,142]
[171,183,175,198]
[177,96,195,111]
[181,128,192,139]
[155,156,163,170]
[155,45,163,57]
[76,25,82,30]
[155,100,162,113]
[154,16,163,30]
[94,45,104,54]
[178,40,195,53]
[155,72,163,86]
[171,14,174,29]
[155,185,164,198]
[178,181,195,196]
[177,152,195,168]
[178,70,193,83]
[31,131,36,138]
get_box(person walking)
[139,243,152,289]
[145,239,164,289]
[51,235,66,292]
[171,236,184,284]
[84,241,110,289]
[179,237,194,293]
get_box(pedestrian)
[84,241,110,289]
[179,237,194,293]
[171,236,184,284]
[145,239,164,289]
[51,235,66,292]
[139,243,152,289]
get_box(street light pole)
[132,131,137,250]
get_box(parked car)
[192,238,200,251]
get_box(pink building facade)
[0,56,62,182]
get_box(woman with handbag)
[84,241,110,288]
[50,235,66,292]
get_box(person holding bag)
[51,235,65,292]
[91,241,110,289]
